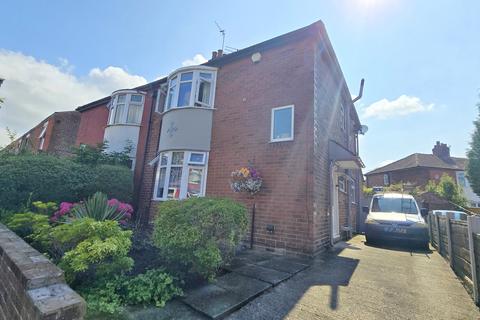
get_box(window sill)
[106,123,141,128]
[161,106,215,115]
[269,137,294,143]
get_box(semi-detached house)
[16,20,366,256]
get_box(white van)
[365,193,429,248]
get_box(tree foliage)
[467,98,480,196]
[425,174,469,208]
[72,142,133,168]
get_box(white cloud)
[362,95,434,120]
[0,50,147,146]
[181,54,208,67]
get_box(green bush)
[79,269,182,315]
[0,154,132,210]
[49,218,134,284]
[152,197,248,280]
[6,213,51,247]
[32,201,58,216]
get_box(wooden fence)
[428,212,480,303]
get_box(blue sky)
[0,0,479,172]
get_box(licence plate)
[384,226,407,234]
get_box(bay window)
[109,91,145,125]
[164,68,216,112]
[154,151,208,200]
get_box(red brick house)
[365,141,480,207]
[132,20,365,255]
[9,111,80,156]
[8,21,365,255]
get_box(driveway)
[226,235,479,320]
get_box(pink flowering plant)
[51,192,133,224]
[230,166,262,195]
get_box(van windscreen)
[371,197,418,214]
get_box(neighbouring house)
[6,20,366,256]
[7,111,80,156]
[365,141,480,207]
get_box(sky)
[0,0,479,172]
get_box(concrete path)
[227,235,480,320]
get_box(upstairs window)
[271,105,294,142]
[109,92,145,125]
[164,69,216,111]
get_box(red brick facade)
[10,111,80,156]
[366,167,458,188]
[75,102,109,147]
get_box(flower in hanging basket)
[230,166,262,195]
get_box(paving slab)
[183,273,271,319]
[123,300,208,320]
[257,257,309,275]
[224,251,272,271]
[231,264,291,286]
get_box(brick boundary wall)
[0,223,85,320]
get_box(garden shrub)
[79,269,182,315]
[49,218,134,284]
[152,197,248,280]
[0,154,132,210]
[5,212,52,251]
[51,192,133,223]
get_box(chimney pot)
[217,49,223,57]
[211,51,218,59]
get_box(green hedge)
[152,197,248,280]
[0,154,132,210]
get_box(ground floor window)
[153,151,208,200]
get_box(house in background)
[8,111,80,156]
[5,20,366,256]
[365,141,480,207]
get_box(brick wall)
[367,167,459,188]
[206,37,315,255]
[75,103,109,147]
[0,223,85,320]
[47,112,81,156]
[312,29,360,254]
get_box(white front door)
[332,172,340,240]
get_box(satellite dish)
[360,125,369,135]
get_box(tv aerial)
[215,21,225,51]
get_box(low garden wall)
[428,212,480,303]
[0,223,85,320]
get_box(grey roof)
[366,153,466,175]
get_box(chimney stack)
[432,141,451,160]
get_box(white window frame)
[38,121,48,150]
[348,178,356,204]
[383,173,390,186]
[108,91,145,125]
[164,67,217,112]
[340,103,346,131]
[270,105,295,142]
[153,151,209,201]
[338,175,346,193]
